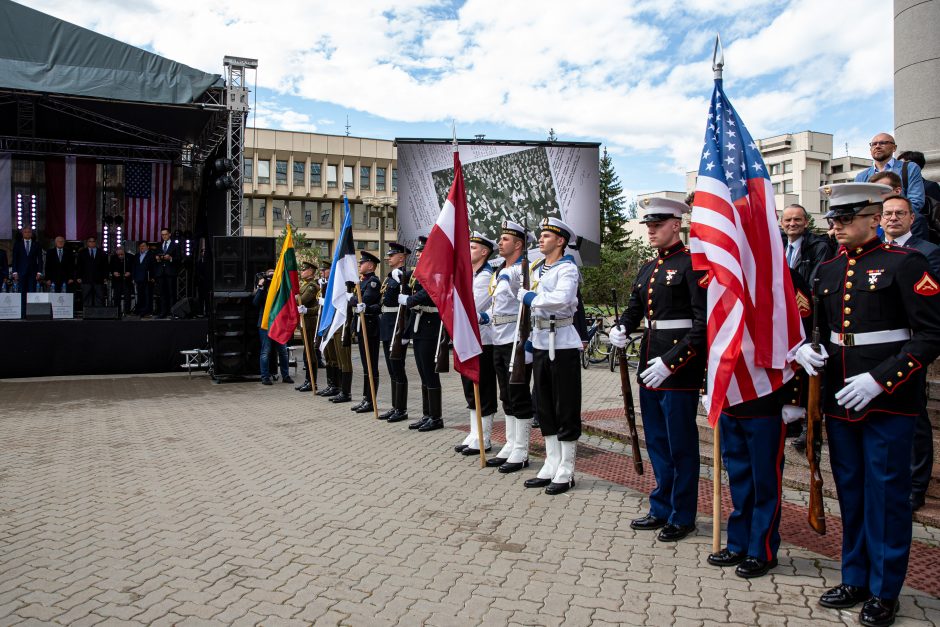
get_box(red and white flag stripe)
[126,162,172,242]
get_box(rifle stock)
[390,271,410,360]
[612,289,643,475]
[509,247,531,385]
[806,277,826,535]
[435,322,450,373]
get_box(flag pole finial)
[452,120,458,153]
[712,34,724,80]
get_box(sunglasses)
[826,212,877,228]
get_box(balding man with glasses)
[855,133,927,239]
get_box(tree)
[581,236,654,307]
[599,147,628,251]
[277,225,320,266]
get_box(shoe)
[261,378,273,386]
[860,597,899,627]
[707,548,745,567]
[379,408,397,420]
[461,445,492,455]
[486,457,508,467]
[455,443,468,453]
[734,556,776,578]
[316,385,336,397]
[911,493,926,512]
[524,477,552,488]
[819,584,872,609]
[791,432,807,453]
[630,515,667,531]
[545,479,575,495]
[785,420,802,438]
[497,460,530,473]
[531,416,541,429]
[350,398,367,412]
[386,410,409,423]
[418,417,444,432]
[329,393,351,403]
[658,523,696,542]
[409,416,431,430]
[295,380,312,392]
[354,402,374,414]
[282,376,294,384]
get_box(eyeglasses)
[827,212,877,227]
[869,141,895,147]
[882,210,910,218]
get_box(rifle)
[434,323,450,373]
[312,281,324,352]
[390,270,411,360]
[509,218,531,385]
[806,277,826,535]
[612,289,643,475]
[341,282,353,347]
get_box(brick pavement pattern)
[1,360,939,626]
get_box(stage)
[0,318,208,379]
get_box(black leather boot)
[418,387,444,431]
[387,382,409,423]
[330,371,352,403]
[409,385,430,429]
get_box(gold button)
[845,282,853,289]
[844,294,851,301]
[886,381,893,387]
[897,371,903,377]
[795,374,800,380]
[909,362,914,367]
[648,288,653,294]
[649,310,653,316]
[870,285,876,290]
[650,278,655,283]
[855,247,863,254]
[843,320,851,328]
[847,270,855,277]
[658,259,664,265]
[824,289,829,294]
[792,398,798,404]
[844,307,852,314]
[679,357,684,362]
[648,299,652,305]
[687,351,692,355]
[673,339,678,344]
[849,259,856,266]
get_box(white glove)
[640,357,671,388]
[700,394,710,412]
[354,303,366,314]
[346,292,355,302]
[297,305,308,315]
[517,288,531,304]
[609,325,628,348]
[835,373,883,412]
[317,297,325,307]
[397,294,409,307]
[781,405,806,424]
[401,338,410,346]
[793,343,828,376]
[392,268,403,282]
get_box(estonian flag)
[317,195,358,350]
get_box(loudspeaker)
[209,292,260,377]
[84,306,120,320]
[212,236,276,292]
[246,237,276,281]
[171,297,199,319]
[25,302,53,320]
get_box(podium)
[27,293,75,319]
[0,293,20,319]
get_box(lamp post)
[366,196,397,277]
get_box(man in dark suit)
[0,248,8,290]
[154,228,181,319]
[132,241,155,316]
[44,236,75,293]
[76,236,109,307]
[108,246,133,314]
[11,227,43,296]
[882,193,940,513]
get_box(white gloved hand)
[346,292,355,302]
[608,325,628,348]
[640,357,671,388]
[354,303,366,313]
[516,288,531,304]
[781,404,806,424]
[397,294,409,307]
[401,338,410,346]
[297,305,308,315]
[835,373,883,412]
[700,394,710,412]
[793,343,828,376]
[317,297,325,307]
[392,268,403,282]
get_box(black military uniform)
[349,251,382,413]
[403,236,444,432]
[379,242,411,423]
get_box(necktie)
[58,250,62,262]
[786,243,795,268]
[25,241,30,255]
[91,248,95,259]
[164,242,168,253]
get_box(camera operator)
[253,269,293,385]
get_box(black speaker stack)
[210,236,276,378]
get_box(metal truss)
[222,56,256,236]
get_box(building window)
[376,167,386,191]
[257,159,270,184]
[288,200,304,224]
[276,160,288,185]
[384,208,397,231]
[253,198,266,221]
[310,163,321,187]
[769,163,780,176]
[344,165,354,190]
[392,168,398,192]
[312,239,331,259]
[831,164,843,174]
[243,158,253,182]
[293,161,305,186]
[360,166,371,190]
[272,200,287,226]
[783,160,793,174]
[354,240,380,252]
[318,202,333,228]
[327,164,337,188]
[352,203,369,227]
[772,182,781,194]
[783,179,794,193]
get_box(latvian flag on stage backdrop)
[413,146,482,382]
[261,225,301,345]
[44,157,97,240]
[689,77,805,426]
[125,161,172,242]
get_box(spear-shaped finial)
[451,120,458,153]
[712,34,724,80]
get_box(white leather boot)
[546,440,577,495]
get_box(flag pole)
[711,33,724,556]
[354,249,379,420]
[298,314,317,394]
[473,382,486,468]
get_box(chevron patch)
[914,272,939,296]
[795,289,811,317]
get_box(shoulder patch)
[698,273,711,288]
[914,272,939,296]
[795,289,811,317]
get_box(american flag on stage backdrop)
[689,78,805,427]
[125,161,171,242]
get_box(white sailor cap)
[820,183,892,218]
[469,232,497,252]
[540,217,575,243]
[500,220,537,244]
[638,197,690,223]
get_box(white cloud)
[251,100,318,133]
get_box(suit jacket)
[132,250,156,282]
[904,235,940,277]
[0,249,8,282]
[782,231,835,286]
[154,240,182,278]
[76,248,109,284]
[11,239,43,279]
[44,247,75,284]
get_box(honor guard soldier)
[517,217,582,495]
[456,232,498,456]
[609,198,707,529]
[350,251,382,414]
[316,264,341,397]
[399,236,444,432]
[486,220,536,473]
[328,265,355,403]
[379,242,411,423]
[295,261,320,392]
[793,183,940,627]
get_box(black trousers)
[157,274,176,316]
[912,371,934,498]
[383,341,408,386]
[112,279,132,313]
[412,337,441,388]
[134,280,152,314]
[461,344,498,415]
[81,283,106,306]
[533,348,581,441]
[357,330,380,397]
[491,343,533,420]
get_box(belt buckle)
[842,333,854,347]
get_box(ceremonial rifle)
[434,323,450,373]
[612,289,643,475]
[341,282,353,347]
[390,270,411,360]
[806,277,826,534]
[508,217,531,385]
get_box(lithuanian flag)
[261,225,301,344]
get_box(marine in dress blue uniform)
[793,183,940,627]
[350,251,382,414]
[378,242,411,423]
[610,198,707,541]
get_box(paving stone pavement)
[1,357,938,626]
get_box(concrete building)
[241,128,399,263]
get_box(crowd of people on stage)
[271,132,939,627]
[0,226,208,319]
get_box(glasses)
[827,212,877,228]
[882,210,910,218]
[869,141,895,147]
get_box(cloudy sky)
[23,0,893,198]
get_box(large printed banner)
[396,141,601,265]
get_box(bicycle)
[581,307,614,370]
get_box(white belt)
[830,329,911,347]
[534,317,574,330]
[648,319,693,330]
[381,306,399,313]
[416,305,438,313]
[492,315,517,325]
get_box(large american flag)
[125,161,171,242]
[689,79,805,426]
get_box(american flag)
[689,79,805,426]
[125,161,172,242]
